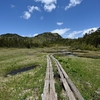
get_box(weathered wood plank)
[42,80,50,100]
[42,55,57,100]
[62,78,76,100]
[42,55,50,100]
[50,80,57,100]
[55,56,84,100]
[51,55,76,100]
[51,55,84,100]
[49,55,57,100]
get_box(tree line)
[0,32,63,48]
[0,28,100,50]
[65,28,100,50]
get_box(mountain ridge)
[0,28,100,50]
[0,32,63,48]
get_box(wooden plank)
[62,78,76,100]
[67,78,84,100]
[50,80,57,100]
[49,55,57,100]
[56,59,84,100]
[55,61,64,79]
[51,55,76,100]
[42,55,50,100]
[42,55,57,100]
[42,80,50,100]
[45,68,49,80]
[51,55,84,100]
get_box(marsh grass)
[55,54,100,100]
[0,48,46,76]
[0,48,47,100]
[1,47,100,100]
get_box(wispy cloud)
[65,0,83,10]
[11,4,15,8]
[21,5,40,19]
[82,27,98,35]
[28,6,40,13]
[35,0,57,12]
[67,30,83,38]
[66,27,98,38]
[51,28,70,35]
[57,22,63,25]
[33,34,38,37]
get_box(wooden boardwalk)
[51,55,84,100]
[42,55,57,100]
[42,55,84,100]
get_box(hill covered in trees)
[0,28,100,50]
[69,28,100,50]
[0,32,63,48]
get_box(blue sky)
[0,0,100,38]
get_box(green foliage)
[70,28,100,50]
[0,28,100,50]
[0,48,47,100]
[0,32,63,48]
[56,55,100,100]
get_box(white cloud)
[82,27,98,35]
[35,0,57,5]
[11,4,15,8]
[65,0,83,10]
[66,27,98,38]
[21,5,40,19]
[44,3,56,12]
[35,0,57,12]
[57,22,63,25]
[51,28,70,35]
[33,34,38,37]
[22,11,31,19]
[28,6,40,13]
[67,30,83,38]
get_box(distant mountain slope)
[0,33,26,47]
[0,28,100,50]
[0,33,22,38]
[0,32,63,48]
[32,32,62,43]
[69,28,100,50]
[83,28,100,48]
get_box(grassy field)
[0,48,47,100]
[55,54,100,100]
[0,47,100,100]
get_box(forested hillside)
[31,32,63,47]
[0,28,100,50]
[69,28,100,50]
[0,32,63,48]
[0,33,31,48]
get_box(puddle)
[6,65,37,76]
